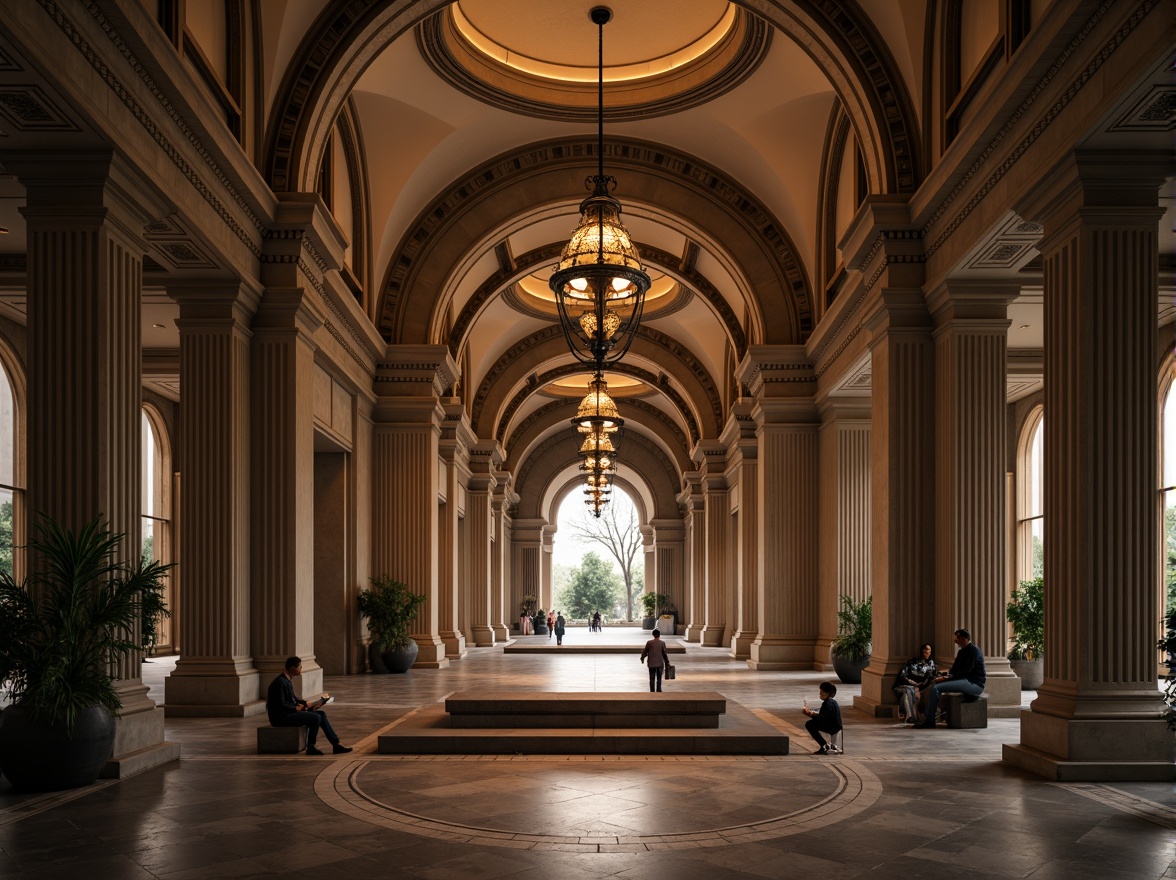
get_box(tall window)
[141,408,174,653]
[0,358,21,577]
[1016,408,1044,582]
[1161,381,1176,619]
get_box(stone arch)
[379,137,809,345]
[263,0,921,232]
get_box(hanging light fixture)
[574,372,621,517]
[550,6,651,371]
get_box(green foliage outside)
[556,551,622,620]
[1164,506,1176,614]
[0,515,172,733]
[831,595,872,662]
[0,500,12,577]
[1159,604,1176,735]
[1007,576,1045,660]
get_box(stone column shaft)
[166,284,262,717]
[437,401,470,659]
[725,405,758,659]
[699,449,729,647]
[857,290,936,713]
[466,477,495,647]
[932,283,1019,716]
[14,150,179,773]
[679,476,705,641]
[1004,155,1174,780]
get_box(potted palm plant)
[830,594,872,684]
[357,576,426,673]
[1007,576,1044,690]
[0,515,171,791]
[641,592,657,630]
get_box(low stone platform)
[377,691,789,755]
[503,642,687,654]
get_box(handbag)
[664,661,676,680]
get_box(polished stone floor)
[0,627,1173,879]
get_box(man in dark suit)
[266,656,352,755]
[915,628,987,728]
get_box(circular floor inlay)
[315,756,883,852]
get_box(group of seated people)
[803,628,988,752]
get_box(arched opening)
[0,350,23,581]
[141,406,176,655]
[1015,406,1044,584]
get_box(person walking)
[640,629,669,692]
[547,610,555,639]
[554,612,566,646]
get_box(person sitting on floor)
[915,629,986,728]
[802,681,843,754]
[265,656,352,755]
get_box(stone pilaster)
[1003,153,1175,780]
[816,402,871,670]
[165,282,263,718]
[724,403,759,659]
[698,446,729,647]
[511,518,545,622]
[372,346,455,668]
[14,150,179,773]
[677,475,705,641]
[930,281,1020,717]
[491,475,517,640]
[740,347,819,670]
[651,519,686,622]
[541,525,556,613]
[466,442,499,647]
[437,400,471,659]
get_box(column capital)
[377,345,459,399]
[253,287,325,337]
[926,279,1019,329]
[169,280,261,325]
[863,289,931,339]
[719,401,758,454]
[1016,149,1171,250]
[265,193,347,275]
[736,344,814,400]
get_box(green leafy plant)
[356,576,426,650]
[0,515,171,734]
[1159,605,1176,734]
[641,592,657,617]
[831,595,872,662]
[519,593,538,617]
[1007,577,1044,660]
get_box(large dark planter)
[0,704,114,791]
[831,650,871,684]
[381,641,419,673]
[1009,657,1043,690]
[642,617,656,630]
[368,642,390,674]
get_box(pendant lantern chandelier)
[574,372,621,517]
[550,6,651,371]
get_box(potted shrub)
[830,595,872,684]
[641,592,657,630]
[518,593,537,633]
[1158,605,1175,735]
[1007,576,1044,690]
[357,576,426,673]
[0,515,171,791]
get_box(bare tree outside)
[564,490,644,621]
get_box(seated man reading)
[266,656,353,755]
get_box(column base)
[747,637,816,670]
[441,630,468,660]
[700,625,726,647]
[1003,709,1176,781]
[164,660,264,717]
[104,696,180,777]
[682,624,702,642]
[471,625,496,647]
[981,673,1024,718]
[729,632,755,660]
[411,636,451,668]
[492,624,509,641]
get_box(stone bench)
[445,691,726,729]
[941,692,988,729]
[256,725,307,753]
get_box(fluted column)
[437,400,470,659]
[466,443,498,646]
[541,526,555,613]
[678,474,705,641]
[857,290,935,713]
[651,519,685,620]
[165,282,262,717]
[14,150,179,772]
[640,524,656,617]
[724,404,759,659]
[698,447,729,647]
[1004,154,1174,780]
[372,346,455,668]
[511,518,544,622]
[491,475,517,640]
[931,281,1020,716]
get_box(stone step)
[503,643,687,654]
[445,691,723,718]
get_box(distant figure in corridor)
[592,610,602,632]
[554,612,566,646]
[547,610,555,639]
[640,628,669,692]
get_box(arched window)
[0,355,22,578]
[1161,380,1176,620]
[1016,408,1044,582]
[141,407,175,654]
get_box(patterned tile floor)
[0,628,1173,879]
